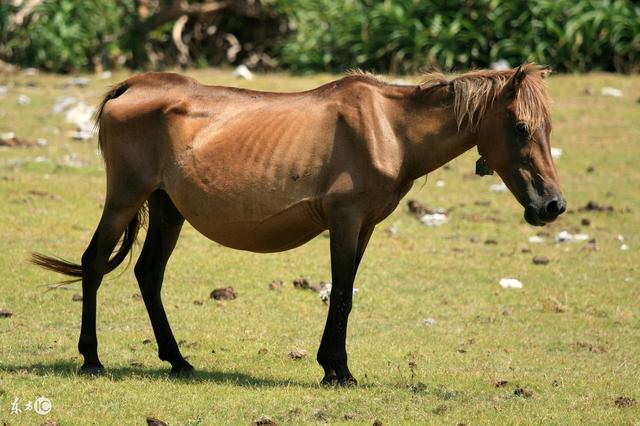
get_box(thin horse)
[33,64,565,385]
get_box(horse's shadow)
[0,360,321,388]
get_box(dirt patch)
[543,297,568,313]
[288,348,308,360]
[581,218,591,226]
[252,414,277,425]
[146,417,168,426]
[269,279,283,290]
[0,132,36,147]
[514,388,533,398]
[72,294,82,302]
[0,308,13,318]
[494,380,509,388]
[578,201,614,213]
[614,396,636,408]
[292,277,321,292]
[575,340,608,354]
[210,287,237,300]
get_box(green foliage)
[276,0,640,73]
[1,0,128,73]
[0,0,638,73]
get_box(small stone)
[288,348,308,360]
[514,388,533,398]
[16,94,31,105]
[268,280,283,290]
[422,317,437,327]
[252,414,277,425]
[146,417,168,426]
[142,339,152,344]
[0,308,13,318]
[72,294,83,302]
[494,380,508,387]
[210,287,237,300]
[532,256,550,265]
[580,218,591,226]
[373,419,383,426]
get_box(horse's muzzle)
[524,196,566,226]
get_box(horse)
[32,63,565,385]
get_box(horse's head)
[475,65,565,226]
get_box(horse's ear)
[539,66,552,79]
[505,65,528,99]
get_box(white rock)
[528,235,545,244]
[99,71,112,80]
[555,230,590,243]
[422,318,437,327]
[620,244,629,251]
[601,87,623,97]
[0,85,7,96]
[52,96,78,113]
[36,138,48,146]
[65,77,89,88]
[490,182,508,193]
[419,212,448,227]
[616,234,625,242]
[436,180,445,188]
[319,282,359,304]
[232,65,254,81]
[551,147,563,159]
[386,224,399,235]
[499,278,523,289]
[16,94,30,105]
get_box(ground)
[0,69,638,425]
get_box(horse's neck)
[388,86,478,180]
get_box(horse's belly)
[168,185,326,252]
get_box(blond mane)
[420,64,551,133]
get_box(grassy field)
[0,68,638,425]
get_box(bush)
[276,0,640,73]
[1,0,127,73]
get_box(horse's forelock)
[420,64,550,133]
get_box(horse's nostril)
[545,198,565,216]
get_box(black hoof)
[320,374,357,387]
[79,363,105,376]
[170,362,195,377]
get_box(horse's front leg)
[317,212,363,386]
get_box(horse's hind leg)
[79,200,145,374]
[134,190,192,375]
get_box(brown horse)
[33,64,565,385]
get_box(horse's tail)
[94,82,128,154]
[31,207,146,283]
[32,81,142,283]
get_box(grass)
[0,68,638,425]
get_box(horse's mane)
[420,64,551,133]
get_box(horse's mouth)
[524,205,560,226]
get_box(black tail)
[31,206,147,283]
[93,82,128,153]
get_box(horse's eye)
[515,122,530,139]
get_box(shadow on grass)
[0,361,375,389]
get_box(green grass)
[0,68,639,425]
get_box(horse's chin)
[524,206,547,227]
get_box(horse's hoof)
[79,363,105,376]
[320,373,338,386]
[320,373,357,387]
[170,362,195,377]
[339,375,358,387]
